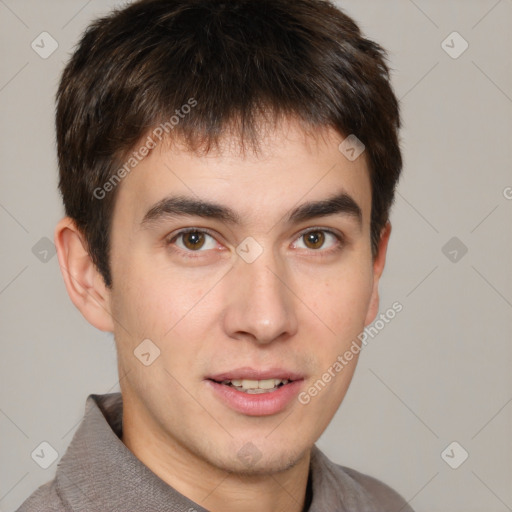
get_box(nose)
[221,247,298,345]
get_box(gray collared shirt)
[16,393,414,512]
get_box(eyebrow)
[140,191,362,229]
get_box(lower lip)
[205,379,303,416]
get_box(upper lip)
[207,367,305,382]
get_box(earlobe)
[364,222,392,326]
[54,217,115,332]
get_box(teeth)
[221,378,290,392]
[258,379,279,390]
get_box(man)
[17,0,412,510]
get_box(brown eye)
[168,229,219,255]
[303,231,325,249]
[292,229,343,253]
[182,231,206,250]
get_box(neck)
[121,400,311,512]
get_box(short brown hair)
[56,0,402,288]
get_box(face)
[106,118,386,475]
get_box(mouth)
[208,377,293,394]
[205,370,305,416]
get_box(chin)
[210,440,309,476]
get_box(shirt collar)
[54,393,378,512]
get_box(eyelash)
[166,227,346,259]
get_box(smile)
[205,369,305,416]
[216,378,290,393]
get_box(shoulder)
[338,464,414,512]
[15,479,66,512]
[310,445,414,512]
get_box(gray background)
[1,1,511,511]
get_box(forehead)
[112,118,372,230]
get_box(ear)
[364,221,392,326]
[54,217,115,332]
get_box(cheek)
[111,255,222,344]
[302,261,374,338]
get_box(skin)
[55,117,391,512]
